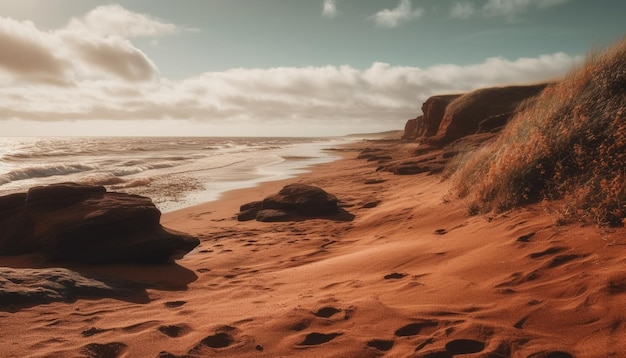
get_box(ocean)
[0,137,351,212]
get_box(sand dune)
[1,141,624,357]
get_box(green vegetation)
[451,37,626,226]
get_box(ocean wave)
[0,163,95,185]
[281,155,317,160]
[79,173,126,186]
[113,161,181,176]
[110,178,152,189]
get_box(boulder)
[263,184,338,216]
[0,183,199,264]
[433,84,548,144]
[237,184,340,222]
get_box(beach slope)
[1,141,624,357]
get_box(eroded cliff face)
[403,84,549,144]
[402,94,461,140]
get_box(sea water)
[0,137,351,212]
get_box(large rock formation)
[402,84,548,145]
[402,94,461,140]
[433,83,549,144]
[0,183,199,264]
[238,183,346,222]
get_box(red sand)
[1,141,625,357]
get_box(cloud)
[372,0,424,28]
[0,18,72,85]
[482,0,569,18]
[322,0,338,18]
[0,5,177,86]
[450,0,569,19]
[451,2,476,19]
[0,6,179,85]
[66,4,178,38]
[0,52,582,136]
[60,32,158,82]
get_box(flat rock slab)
[0,267,147,310]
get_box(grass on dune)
[451,37,626,226]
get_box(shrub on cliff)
[451,37,626,226]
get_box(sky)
[0,0,624,137]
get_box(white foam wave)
[0,163,95,185]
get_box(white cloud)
[451,2,476,19]
[0,4,583,136]
[0,52,582,136]
[322,0,338,18]
[0,6,179,84]
[66,4,177,38]
[483,0,569,18]
[0,18,72,85]
[60,32,158,82]
[372,0,424,28]
[449,0,569,19]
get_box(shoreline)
[2,139,625,357]
[161,143,359,232]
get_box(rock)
[0,267,146,309]
[433,83,548,144]
[401,116,421,140]
[0,183,199,264]
[256,209,291,222]
[262,184,338,216]
[421,95,462,137]
[237,201,262,221]
[402,95,461,140]
[238,184,346,222]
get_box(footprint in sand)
[81,327,108,337]
[197,332,233,348]
[607,273,626,294]
[529,247,567,259]
[527,351,574,358]
[421,352,453,358]
[418,339,485,358]
[394,320,438,337]
[158,324,188,338]
[164,301,186,308]
[444,339,485,354]
[517,232,536,242]
[291,319,313,331]
[384,272,407,280]
[81,342,127,358]
[547,254,587,268]
[298,332,342,346]
[366,339,394,351]
[313,306,341,318]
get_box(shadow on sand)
[0,254,198,312]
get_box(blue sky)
[0,0,624,136]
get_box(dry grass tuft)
[451,37,626,226]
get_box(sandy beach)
[1,139,624,358]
